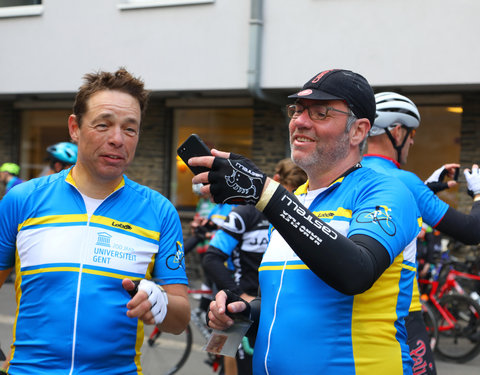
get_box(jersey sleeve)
[396,170,449,227]
[348,176,421,263]
[152,199,188,285]
[0,186,24,269]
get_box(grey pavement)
[1,280,479,374]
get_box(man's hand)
[123,278,168,325]
[464,164,480,198]
[190,150,267,205]
[425,163,460,193]
[207,290,250,330]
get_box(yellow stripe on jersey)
[19,214,88,231]
[410,276,422,312]
[351,252,407,375]
[90,215,160,242]
[258,264,309,272]
[313,207,353,220]
[20,267,143,280]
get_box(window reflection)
[173,108,253,209]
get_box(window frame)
[0,0,42,18]
[118,0,214,11]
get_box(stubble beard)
[291,131,350,174]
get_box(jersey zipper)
[66,185,122,374]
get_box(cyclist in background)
[203,158,307,374]
[363,91,480,375]
[46,141,78,174]
[0,163,23,196]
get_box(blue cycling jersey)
[0,169,187,375]
[362,154,450,313]
[254,167,420,375]
[362,154,448,227]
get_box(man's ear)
[350,118,370,147]
[68,115,80,143]
[389,124,404,143]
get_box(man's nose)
[108,125,124,145]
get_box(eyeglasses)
[286,103,351,121]
[401,125,416,139]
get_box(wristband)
[255,180,280,212]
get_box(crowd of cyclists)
[0,67,479,375]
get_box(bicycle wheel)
[422,301,438,351]
[435,293,480,363]
[140,324,193,375]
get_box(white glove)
[424,166,447,185]
[464,166,480,197]
[138,279,169,324]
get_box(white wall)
[262,0,480,89]
[0,0,251,94]
[0,0,479,95]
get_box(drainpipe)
[248,0,285,105]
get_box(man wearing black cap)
[190,69,420,374]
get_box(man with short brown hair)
[0,68,190,374]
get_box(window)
[172,107,253,209]
[118,0,214,11]
[0,0,42,18]
[20,109,72,179]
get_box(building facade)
[1,0,479,218]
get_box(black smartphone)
[453,167,460,181]
[177,134,212,175]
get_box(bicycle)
[140,287,223,375]
[418,251,480,363]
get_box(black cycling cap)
[288,69,376,126]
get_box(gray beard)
[291,131,350,172]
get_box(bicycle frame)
[419,262,480,333]
[419,278,457,333]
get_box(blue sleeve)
[152,199,188,285]
[395,170,449,227]
[209,230,239,257]
[0,188,23,269]
[348,176,421,263]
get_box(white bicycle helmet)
[370,92,420,136]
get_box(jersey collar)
[363,153,401,169]
[65,168,125,194]
[295,162,362,195]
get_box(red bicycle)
[418,253,480,363]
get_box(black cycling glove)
[208,153,267,205]
[205,289,251,326]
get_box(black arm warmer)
[203,247,243,295]
[435,201,480,244]
[261,185,391,295]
